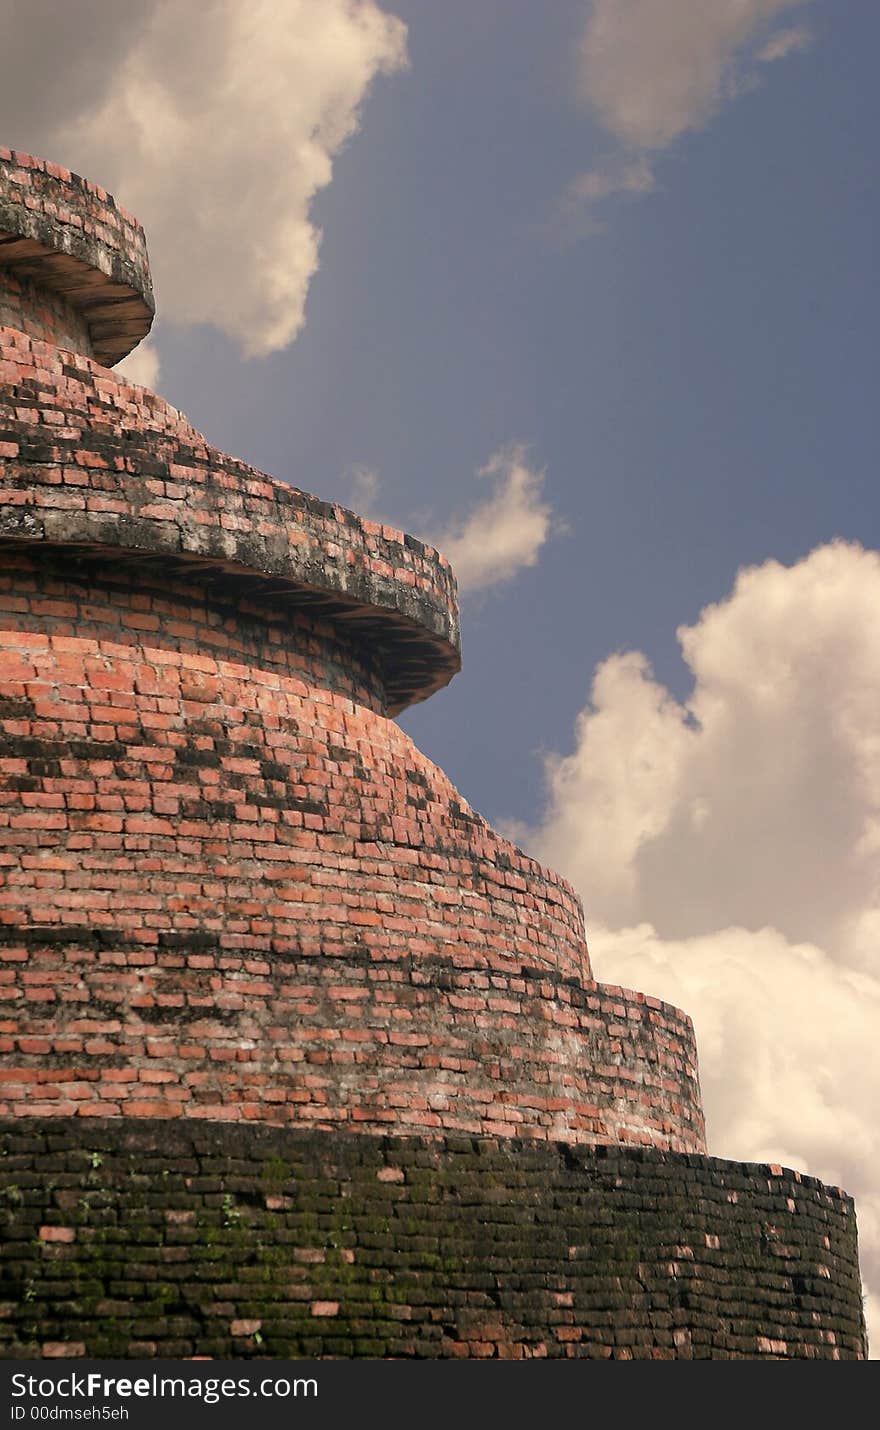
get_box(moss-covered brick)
[0,1119,867,1360]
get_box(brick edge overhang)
[0,530,461,715]
[0,338,462,714]
[0,150,154,366]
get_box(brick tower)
[0,151,867,1359]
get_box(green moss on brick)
[0,1120,867,1360]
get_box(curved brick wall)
[0,334,710,1152]
[0,546,704,1151]
[0,1122,867,1360]
[0,272,93,356]
[0,149,153,365]
[0,330,459,711]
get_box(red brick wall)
[0,549,704,1151]
[0,272,93,356]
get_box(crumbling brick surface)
[0,1120,867,1360]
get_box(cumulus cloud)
[432,445,556,594]
[564,1,813,232]
[336,448,558,594]
[529,541,880,962]
[114,337,162,391]
[578,0,809,151]
[518,541,880,1353]
[0,0,407,357]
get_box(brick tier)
[0,150,153,366]
[0,543,704,1151]
[0,1121,868,1360]
[0,329,459,712]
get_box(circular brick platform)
[0,150,153,365]
[0,330,460,713]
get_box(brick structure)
[0,150,868,1358]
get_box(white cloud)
[0,0,407,357]
[337,450,558,594]
[113,337,162,391]
[346,464,382,516]
[554,156,656,239]
[529,541,880,963]
[866,1290,880,1359]
[566,157,656,205]
[758,24,813,63]
[432,445,556,594]
[578,0,808,150]
[518,541,880,1355]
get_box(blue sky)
[2,0,878,1350]
[144,0,880,828]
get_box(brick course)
[0,1121,867,1360]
